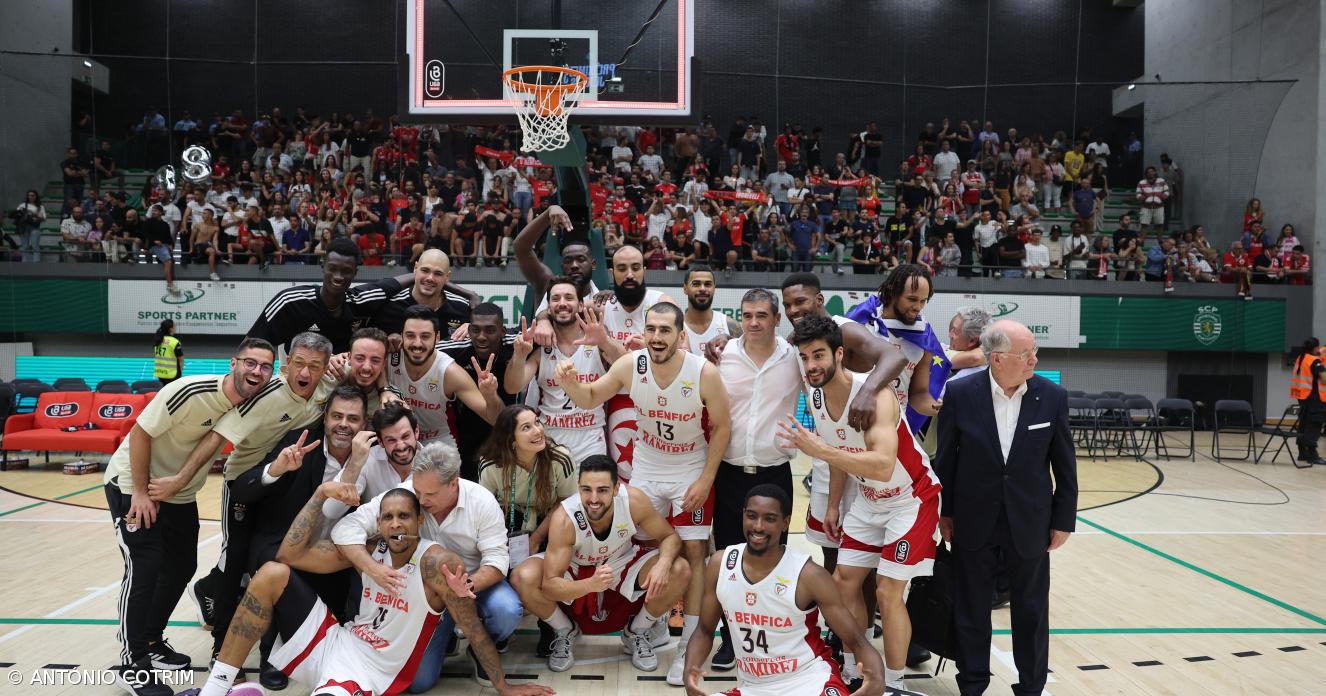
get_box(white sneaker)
[622,625,659,671]
[666,650,687,686]
[624,618,672,653]
[209,273,220,281]
[547,626,578,672]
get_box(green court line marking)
[1,618,1323,636]
[0,483,104,517]
[1078,516,1326,627]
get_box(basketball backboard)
[404,0,695,123]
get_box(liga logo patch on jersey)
[812,388,823,410]
[825,688,844,696]
[636,354,648,375]
[574,510,589,531]
[725,548,739,570]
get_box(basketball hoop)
[502,65,588,153]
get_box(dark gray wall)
[77,0,1143,166]
[0,1,76,206]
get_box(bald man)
[371,248,482,339]
[934,319,1077,696]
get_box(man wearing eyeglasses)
[146,332,337,686]
[102,337,277,696]
[933,320,1077,696]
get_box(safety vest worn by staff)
[1290,353,1326,401]
[154,335,181,379]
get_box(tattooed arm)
[275,480,360,573]
[420,546,555,695]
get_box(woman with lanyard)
[152,318,183,385]
[477,405,578,563]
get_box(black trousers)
[1297,398,1324,450]
[713,461,794,549]
[249,536,355,659]
[953,509,1049,696]
[205,479,257,650]
[106,482,199,665]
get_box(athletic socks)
[545,607,574,632]
[842,652,860,680]
[678,614,699,648]
[630,606,664,634]
[198,662,240,696]
[886,666,905,690]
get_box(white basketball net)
[503,66,588,153]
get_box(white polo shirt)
[331,478,511,575]
[718,335,802,468]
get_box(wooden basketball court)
[0,436,1323,695]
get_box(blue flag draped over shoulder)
[844,295,952,433]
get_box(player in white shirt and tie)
[780,315,940,695]
[682,484,886,696]
[555,301,732,685]
[387,304,504,449]
[505,277,626,465]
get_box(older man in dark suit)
[934,319,1077,696]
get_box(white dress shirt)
[331,478,511,574]
[719,335,802,468]
[322,445,412,519]
[990,375,1028,463]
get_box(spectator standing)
[861,121,884,175]
[932,139,961,184]
[60,205,92,260]
[144,204,181,295]
[1086,135,1112,168]
[1135,166,1170,237]
[1022,230,1050,278]
[152,319,184,386]
[939,232,962,277]
[1290,339,1326,465]
[996,228,1027,278]
[1065,221,1090,279]
[1243,198,1264,233]
[1158,153,1183,221]
[1284,245,1311,285]
[788,206,819,272]
[851,230,883,274]
[344,122,373,180]
[737,128,763,182]
[1071,178,1098,236]
[934,320,1077,696]
[1042,152,1065,212]
[16,190,47,263]
[61,147,89,215]
[1276,224,1300,261]
[765,161,795,218]
[1222,240,1254,298]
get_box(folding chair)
[96,380,132,393]
[53,378,90,392]
[1092,398,1138,459]
[1067,390,1085,398]
[1154,398,1196,460]
[1068,397,1096,453]
[1211,399,1255,462]
[1124,397,1161,457]
[1255,404,1301,467]
[1101,391,1126,399]
[14,382,52,413]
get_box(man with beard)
[780,316,939,695]
[225,385,368,687]
[847,265,944,420]
[372,248,481,339]
[556,302,732,686]
[102,338,276,696]
[505,278,627,466]
[157,332,334,673]
[184,461,552,696]
[682,265,742,358]
[438,303,522,480]
[595,245,679,482]
[512,204,602,341]
[682,485,885,696]
[248,237,409,353]
[509,455,692,674]
[326,401,425,517]
[331,441,527,692]
[388,305,503,450]
[333,326,400,415]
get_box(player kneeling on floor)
[510,454,691,675]
[179,482,552,696]
[682,484,886,696]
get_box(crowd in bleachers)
[11,108,1311,293]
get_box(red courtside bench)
[2,391,152,470]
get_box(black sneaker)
[467,645,493,688]
[824,629,844,667]
[495,636,510,654]
[885,687,929,696]
[145,639,191,670]
[872,622,882,639]
[906,642,932,667]
[535,620,556,658]
[711,639,736,671]
[188,579,215,630]
[111,658,172,696]
[259,661,289,690]
[847,676,864,694]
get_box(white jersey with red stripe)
[716,544,835,686]
[805,372,939,512]
[601,288,666,344]
[808,316,860,495]
[686,311,731,356]
[559,484,638,569]
[387,350,457,448]
[345,539,444,678]
[533,342,605,430]
[627,349,707,479]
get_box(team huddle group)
[105,203,987,696]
